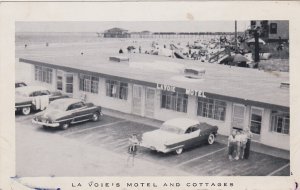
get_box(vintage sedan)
[141,118,218,155]
[32,98,103,130]
[15,86,69,115]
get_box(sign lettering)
[156,83,176,92]
[185,89,206,98]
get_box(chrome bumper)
[140,142,184,153]
[32,119,60,127]
[140,142,170,153]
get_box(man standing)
[239,131,248,159]
[244,127,253,159]
[228,130,238,161]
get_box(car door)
[199,125,211,142]
[29,91,42,109]
[184,125,201,148]
[67,102,89,123]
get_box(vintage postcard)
[0,1,300,190]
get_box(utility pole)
[254,30,260,62]
[235,20,238,52]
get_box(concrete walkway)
[102,107,290,160]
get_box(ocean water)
[15,32,101,45]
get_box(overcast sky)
[16,21,250,33]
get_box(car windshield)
[160,124,185,134]
[47,101,68,111]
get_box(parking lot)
[16,112,290,176]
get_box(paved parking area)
[16,113,290,176]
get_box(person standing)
[239,131,248,159]
[235,130,242,160]
[227,130,238,161]
[244,127,253,159]
[127,134,140,167]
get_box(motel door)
[56,70,74,96]
[145,87,155,118]
[231,104,246,130]
[132,85,143,116]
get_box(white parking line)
[64,120,128,137]
[267,163,290,176]
[175,147,227,168]
[107,138,129,147]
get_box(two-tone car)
[32,98,103,130]
[140,118,218,155]
[15,86,68,115]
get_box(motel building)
[16,44,289,151]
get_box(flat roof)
[16,42,289,109]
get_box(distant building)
[130,31,152,38]
[250,20,289,42]
[103,28,131,38]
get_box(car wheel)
[22,107,31,115]
[42,125,48,129]
[61,123,69,130]
[207,133,215,145]
[175,148,183,155]
[91,112,100,122]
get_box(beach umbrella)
[233,54,249,63]
[246,38,266,45]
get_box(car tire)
[91,112,100,122]
[175,148,183,155]
[22,107,31,115]
[61,123,69,130]
[207,133,215,145]
[42,125,48,129]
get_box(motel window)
[161,91,188,113]
[56,70,63,90]
[270,23,277,34]
[271,111,289,135]
[250,107,263,135]
[197,97,226,121]
[79,74,99,94]
[35,65,52,84]
[105,79,128,100]
[66,74,73,93]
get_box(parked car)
[15,81,27,88]
[140,118,218,155]
[32,98,103,130]
[15,86,68,115]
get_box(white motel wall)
[16,59,290,151]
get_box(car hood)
[35,109,67,121]
[142,129,182,147]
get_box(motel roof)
[16,42,289,110]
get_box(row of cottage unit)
[18,55,290,151]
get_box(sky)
[16,21,250,33]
